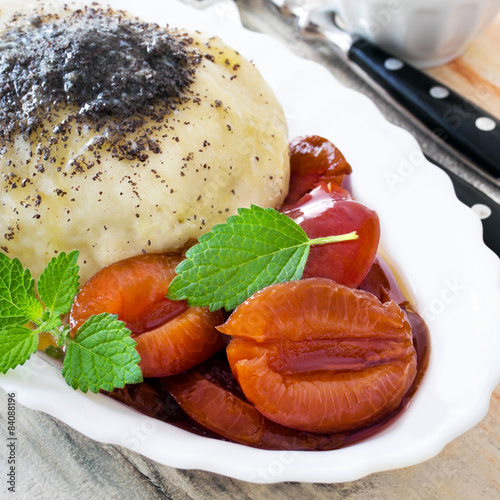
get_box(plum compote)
[102,135,429,451]
[285,135,353,205]
[220,278,417,434]
[284,182,380,288]
[70,253,225,377]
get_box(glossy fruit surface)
[285,182,380,288]
[359,255,409,306]
[70,253,225,377]
[219,278,417,434]
[162,354,348,450]
[285,135,353,206]
[166,370,266,444]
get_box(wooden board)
[427,13,500,119]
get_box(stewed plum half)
[219,278,417,434]
[70,253,225,377]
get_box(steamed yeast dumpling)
[0,2,289,281]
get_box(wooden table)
[1,1,499,498]
[428,14,500,121]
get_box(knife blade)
[267,1,500,184]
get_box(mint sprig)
[0,251,143,393]
[167,205,357,311]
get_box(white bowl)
[328,0,500,67]
[1,0,500,484]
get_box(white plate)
[1,0,500,484]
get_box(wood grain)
[1,385,499,499]
[427,13,500,119]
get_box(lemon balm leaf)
[62,313,143,393]
[168,206,310,311]
[0,325,38,373]
[0,252,143,392]
[38,250,80,315]
[167,205,357,311]
[0,253,43,328]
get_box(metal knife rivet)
[475,117,496,132]
[471,203,492,219]
[384,58,404,71]
[429,86,450,99]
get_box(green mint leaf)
[0,253,43,328]
[38,250,80,316]
[62,313,142,393]
[0,325,38,373]
[168,205,355,311]
[168,205,358,310]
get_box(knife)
[267,0,500,184]
[428,158,500,257]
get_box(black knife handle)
[348,39,500,180]
[427,156,500,258]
